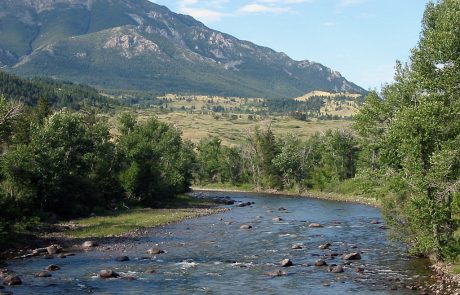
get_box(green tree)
[196,136,223,183]
[354,0,460,260]
[117,117,194,205]
[1,111,119,217]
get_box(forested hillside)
[0,71,111,109]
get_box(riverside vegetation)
[0,0,458,278]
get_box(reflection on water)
[5,192,432,294]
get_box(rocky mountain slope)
[0,0,366,98]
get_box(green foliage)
[195,127,358,192]
[0,71,112,109]
[354,0,460,260]
[117,117,194,205]
[1,112,119,216]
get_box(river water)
[5,192,432,294]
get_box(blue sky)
[152,0,429,90]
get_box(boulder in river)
[319,243,331,250]
[328,264,344,273]
[115,256,130,262]
[370,220,380,224]
[82,241,98,249]
[99,269,119,279]
[272,217,283,222]
[280,259,293,267]
[121,276,136,281]
[0,270,9,279]
[342,253,362,260]
[308,223,322,228]
[291,244,302,250]
[147,249,165,255]
[314,259,327,266]
[3,274,21,286]
[35,271,52,278]
[266,270,288,277]
[239,224,252,230]
[278,207,287,211]
[46,265,61,271]
[46,245,61,255]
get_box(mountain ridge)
[0,0,366,98]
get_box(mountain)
[0,0,366,98]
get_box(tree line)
[0,98,193,238]
[194,128,358,192]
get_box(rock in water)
[342,253,362,260]
[46,245,61,255]
[239,224,252,230]
[272,217,283,222]
[315,259,327,266]
[99,269,119,279]
[292,244,302,250]
[308,223,322,228]
[328,265,344,273]
[319,243,331,250]
[147,249,165,255]
[115,256,130,262]
[35,271,52,278]
[3,274,21,286]
[82,241,98,249]
[280,259,293,267]
[46,265,61,271]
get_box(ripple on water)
[5,192,431,295]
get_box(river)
[4,191,432,294]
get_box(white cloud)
[239,3,291,14]
[170,0,312,23]
[177,0,229,22]
[180,7,227,22]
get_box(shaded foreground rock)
[3,275,21,286]
[280,259,293,267]
[342,253,362,260]
[99,269,119,279]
